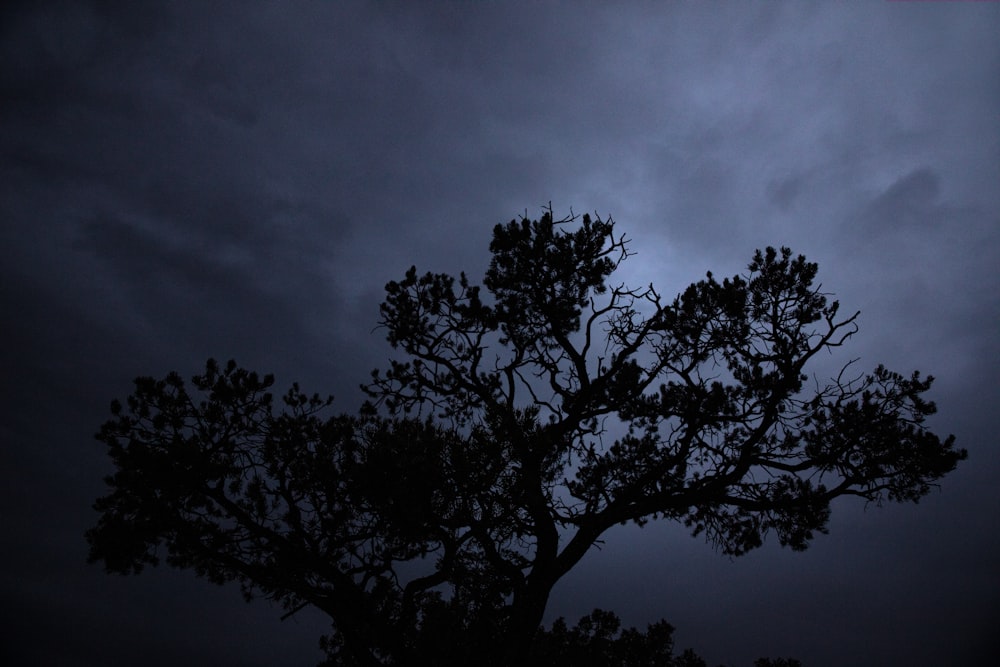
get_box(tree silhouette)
[530,609,709,667]
[87,208,965,666]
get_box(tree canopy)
[87,208,965,666]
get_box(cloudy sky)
[2,2,998,665]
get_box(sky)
[1,2,998,665]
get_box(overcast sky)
[2,2,998,666]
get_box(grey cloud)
[865,167,943,232]
[766,173,806,211]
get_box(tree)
[531,609,709,667]
[87,208,965,666]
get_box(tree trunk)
[500,577,554,666]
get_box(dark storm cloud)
[1,1,362,366]
[765,173,806,212]
[2,1,998,666]
[843,166,999,359]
